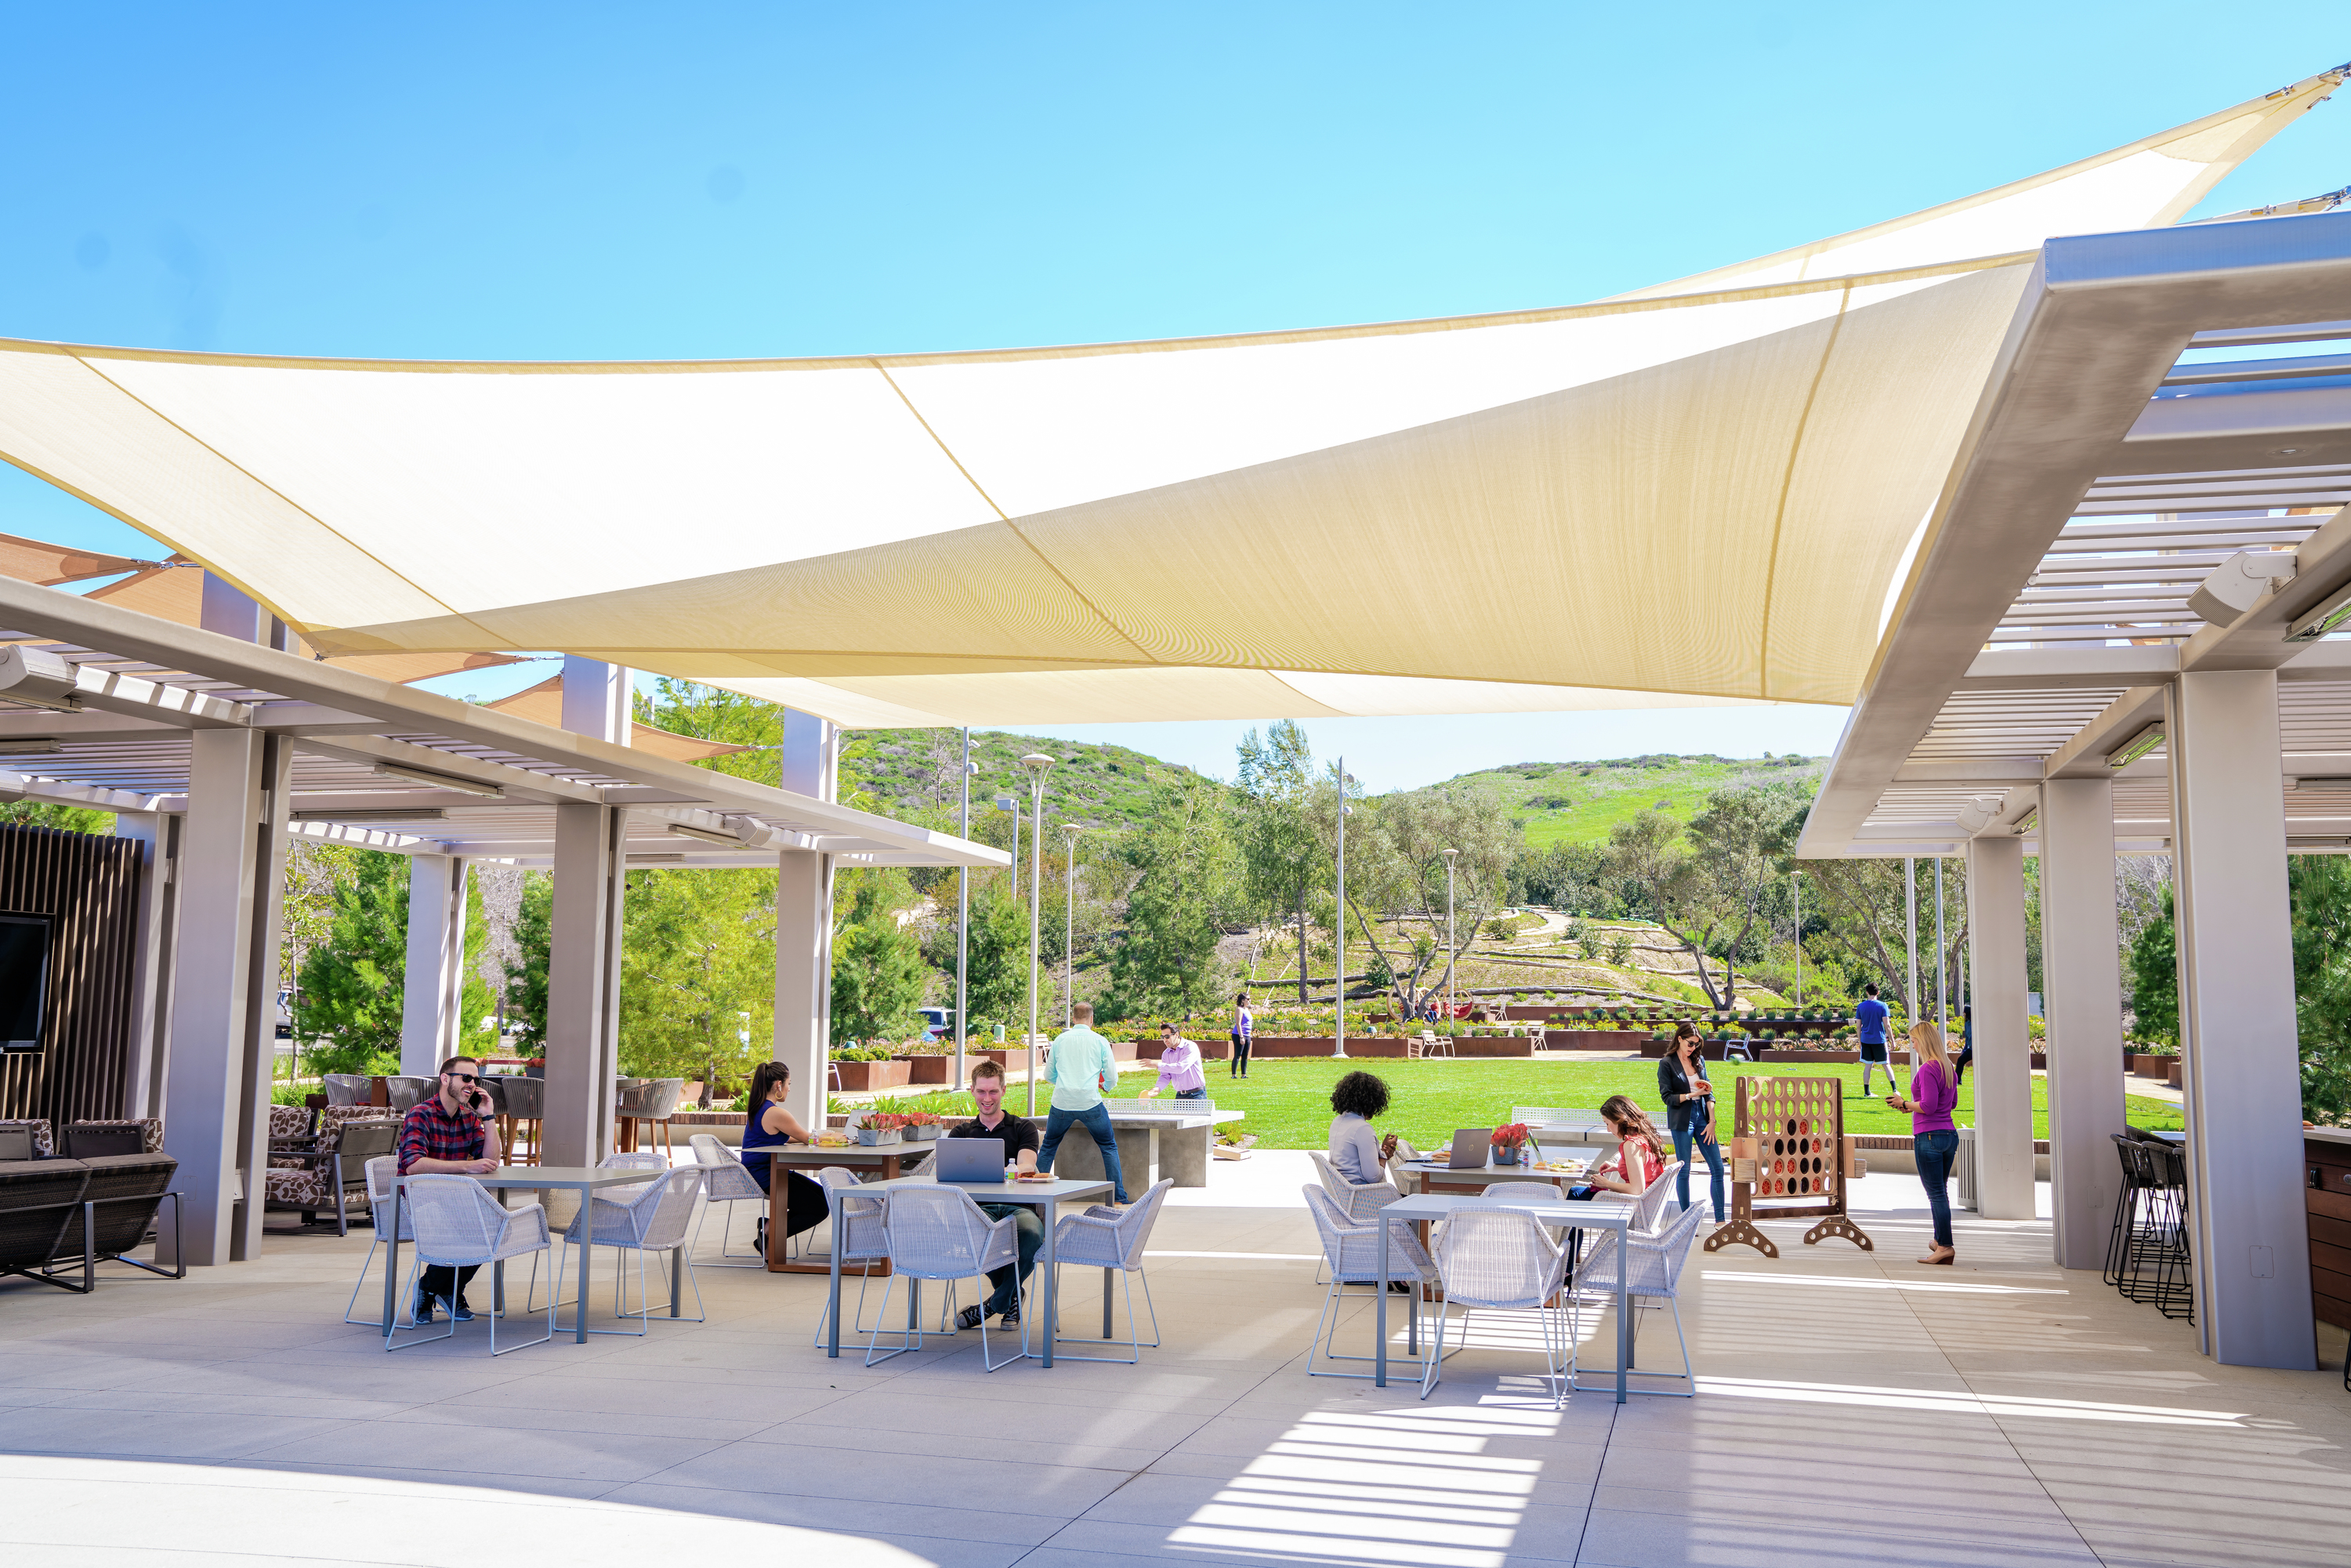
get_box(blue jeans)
[1674,1123,1726,1222]
[1914,1129,1958,1248]
[976,1203,1044,1316]
[1040,1100,1128,1203]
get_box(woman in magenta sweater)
[1885,1021,1960,1265]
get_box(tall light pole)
[1061,823,1084,1027]
[955,727,972,1093]
[1440,847,1458,1020]
[1333,757,1351,1059]
[1019,752,1054,1114]
[1905,856,1918,1031]
[1933,855,1947,1034]
[994,788,1023,1103]
[1791,867,1802,1005]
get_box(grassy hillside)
[1440,754,1825,846]
[841,729,1190,832]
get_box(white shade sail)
[0,67,2338,729]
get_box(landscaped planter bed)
[1248,1034,1411,1058]
[831,1059,911,1092]
[2132,1054,2175,1079]
[892,1055,956,1085]
[1439,1035,1538,1058]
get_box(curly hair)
[1329,1070,1390,1121]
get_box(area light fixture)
[0,647,84,714]
[2105,724,2166,770]
[667,822,743,846]
[370,761,505,798]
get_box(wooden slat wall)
[2309,1139,2351,1333]
[0,824,143,1130]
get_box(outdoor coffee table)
[820,1174,1112,1367]
[381,1165,665,1345]
[1375,1190,1637,1403]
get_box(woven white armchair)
[1301,1185,1444,1382]
[1566,1200,1705,1397]
[806,1166,918,1348]
[343,1155,419,1327]
[868,1184,1023,1371]
[688,1132,770,1267]
[1426,1204,1574,1407]
[386,1175,555,1356]
[552,1165,706,1333]
[1049,1179,1172,1363]
[1309,1149,1401,1284]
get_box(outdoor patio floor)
[2,1153,2346,1568]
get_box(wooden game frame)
[1704,1075,1871,1257]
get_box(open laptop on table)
[1444,1128,1493,1169]
[932,1136,1006,1184]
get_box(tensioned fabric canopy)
[0,68,2339,729]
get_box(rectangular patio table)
[1375,1190,1638,1403]
[820,1174,1112,1367]
[381,1166,666,1345]
[763,1142,934,1273]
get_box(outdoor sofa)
[0,1152,182,1293]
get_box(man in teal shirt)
[1038,1001,1129,1203]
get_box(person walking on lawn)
[1038,1001,1130,1204]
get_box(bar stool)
[2144,1142,2194,1323]
[499,1074,544,1165]
[2104,1133,2160,1291]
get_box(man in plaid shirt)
[397,1056,503,1323]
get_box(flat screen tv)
[0,913,53,1053]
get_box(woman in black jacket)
[1657,1022,1727,1222]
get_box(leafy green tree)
[1237,720,1321,1003]
[504,871,552,1055]
[1107,769,1243,1018]
[831,917,927,1044]
[2124,888,2177,1048]
[955,873,1033,1034]
[2290,856,2351,1124]
[620,867,774,1083]
[295,850,410,1071]
[0,800,114,835]
[1340,784,1517,1012]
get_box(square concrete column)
[2168,672,2313,1368]
[776,708,836,1129]
[1966,833,2034,1220]
[562,654,633,748]
[542,803,625,1167]
[115,810,182,1122]
[400,853,469,1078]
[2039,778,2128,1269]
[158,729,289,1266]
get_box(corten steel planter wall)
[1444,1036,1538,1058]
[831,1059,911,1092]
[1248,1035,1411,1058]
[893,1056,955,1085]
[2132,1054,2175,1079]
[0,824,144,1130]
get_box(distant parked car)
[917,1006,951,1039]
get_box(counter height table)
[820,1174,1112,1367]
[1376,1190,1638,1403]
[382,1165,666,1345]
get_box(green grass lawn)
[1149,1057,2183,1149]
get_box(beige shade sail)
[484,672,748,763]
[0,67,2337,729]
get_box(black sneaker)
[411,1287,438,1324]
[448,1299,477,1323]
[956,1304,986,1331]
[998,1296,1020,1326]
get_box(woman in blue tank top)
[741,1060,828,1259]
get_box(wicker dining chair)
[1426,1204,1574,1407]
[498,1074,544,1166]
[344,1154,420,1326]
[866,1185,1023,1371]
[687,1133,770,1266]
[1048,1179,1174,1363]
[1565,1200,1707,1398]
[1301,1184,1443,1382]
[551,1166,707,1332]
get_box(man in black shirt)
[949,1059,1042,1330]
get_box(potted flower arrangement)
[900,1111,943,1141]
[1489,1122,1531,1167]
[855,1113,906,1146]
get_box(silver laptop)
[1447,1129,1492,1169]
[933,1136,1006,1183]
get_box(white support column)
[776,707,836,1131]
[2040,778,2128,1269]
[1966,833,2034,1220]
[777,846,833,1132]
[542,804,624,1167]
[542,658,630,1168]
[116,810,181,1121]
[2168,672,2314,1368]
[400,853,469,1077]
[562,654,632,748]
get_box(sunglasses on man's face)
[444,1072,478,1084]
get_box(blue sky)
[2,5,2344,788]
